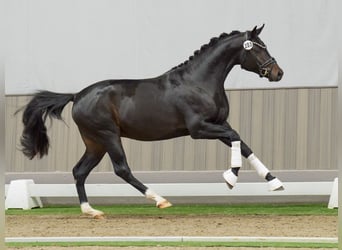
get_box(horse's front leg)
[222,140,242,189]
[186,119,244,188]
[220,122,284,191]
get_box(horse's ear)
[251,24,265,38]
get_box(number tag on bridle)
[243,40,253,50]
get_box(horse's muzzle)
[268,64,283,82]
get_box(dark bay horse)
[20,25,284,218]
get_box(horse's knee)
[228,130,240,142]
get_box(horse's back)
[72,78,189,141]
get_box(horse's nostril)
[277,70,283,80]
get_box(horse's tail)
[19,91,75,159]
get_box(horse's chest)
[204,93,229,123]
[180,87,229,123]
[211,101,229,123]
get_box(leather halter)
[241,36,276,78]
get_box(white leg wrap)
[231,141,242,168]
[81,202,104,218]
[248,153,269,178]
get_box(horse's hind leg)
[105,133,172,208]
[72,137,106,218]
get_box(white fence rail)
[13,182,334,197]
[4,179,338,209]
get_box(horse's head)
[240,25,283,82]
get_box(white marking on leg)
[145,189,164,203]
[81,202,104,218]
[145,189,172,208]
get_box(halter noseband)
[258,56,276,77]
[241,36,276,78]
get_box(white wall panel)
[5,0,338,94]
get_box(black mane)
[172,30,241,70]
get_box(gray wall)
[6,87,337,173]
[6,0,338,94]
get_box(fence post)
[328,178,338,209]
[5,179,43,210]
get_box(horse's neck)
[174,37,242,93]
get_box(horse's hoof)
[268,178,284,191]
[93,214,105,220]
[274,186,285,191]
[157,199,172,209]
[225,182,234,190]
[223,169,237,189]
[83,210,105,219]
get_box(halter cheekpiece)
[242,34,276,78]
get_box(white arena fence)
[5,179,338,210]
[4,236,339,244]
